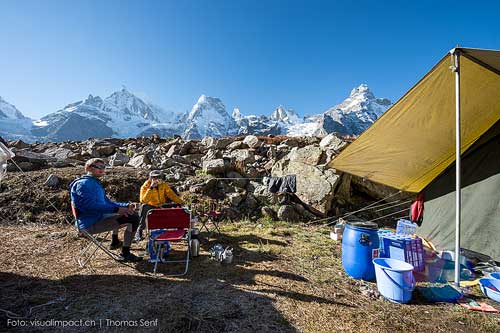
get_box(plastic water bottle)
[396,219,417,235]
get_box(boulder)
[261,206,277,220]
[221,207,240,220]
[44,174,60,188]
[334,173,353,204]
[230,149,255,164]
[243,135,261,149]
[202,149,222,162]
[166,145,179,158]
[202,137,233,149]
[351,176,402,202]
[183,154,204,167]
[319,133,348,152]
[43,147,73,160]
[277,205,301,222]
[109,152,130,166]
[201,136,215,147]
[252,183,278,205]
[202,159,227,175]
[227,171,248,188]
[178,141,193,155]
[280,138,300,148]
[228,192,245,207]
[243,195,259,210]
[288,145,324,166]
[127,154,150,168]
[95,144,116,157]
[213,138,234,149]
[226,141,246,151]
[85,140,116,157]
[272,159,340,215]
[15,161,34,171]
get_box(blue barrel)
[342,222,379,280]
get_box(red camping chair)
[71,202,119,267]
[200,211,223,241]
[199,201,223,241]
[146,207,192,276]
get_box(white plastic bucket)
[373,258,415,303]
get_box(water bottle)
[221,247,233,264]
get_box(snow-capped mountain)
[270,106,301,125]
[31,88,180,141]
[234,106,301,136]
[182,95,238,139]
[1,84,391,142]
[0,96,34,141]
[232,85,391,137]
[318,84,391,136]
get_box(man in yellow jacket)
[135,170,184,241]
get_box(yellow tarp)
[329,48,500,193]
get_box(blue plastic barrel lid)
[349,221,378,229]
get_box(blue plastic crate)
[379,232,425,272]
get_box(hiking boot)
[117,252,143,263]
[109,240,123,250]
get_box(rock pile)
[5,134,401,222]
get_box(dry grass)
[1,220,499,332]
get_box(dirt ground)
[0,168,499,332]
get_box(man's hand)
[117,206,135,216]
[150,178,159,188]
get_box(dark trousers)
[84,213,140,247]
[138,204,156,234]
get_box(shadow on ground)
[0,230,347,332]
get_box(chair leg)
[199,220,209,233]
[213,220,222,235]
[206,218,215,242]
[77,243,100,268]
[157,237,191,277]
[77,231,113,268]
[183,235,191,275]
[76,231,122,268]
[153,242,163,275]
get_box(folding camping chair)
[71,202,120,267]
[199,202,223,240]
[145,207,192,276]
[200,211,223,240]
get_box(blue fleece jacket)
[69,175,128,230]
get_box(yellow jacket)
[140,180,184,207]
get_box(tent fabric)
[461,47,500,74]
[417,122,500,261]
[329,48,500,193]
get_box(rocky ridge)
[2,134,405,224]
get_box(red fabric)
[71,202,78,219]
[156,229,185,241]
[147,208,190,229]
[411,192,424,222]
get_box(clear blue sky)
[1,0,499,119]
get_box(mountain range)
[0,84,391,142]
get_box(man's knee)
[118,214,139,229]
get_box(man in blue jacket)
[70,158,142,262]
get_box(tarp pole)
[453,49,461,286]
